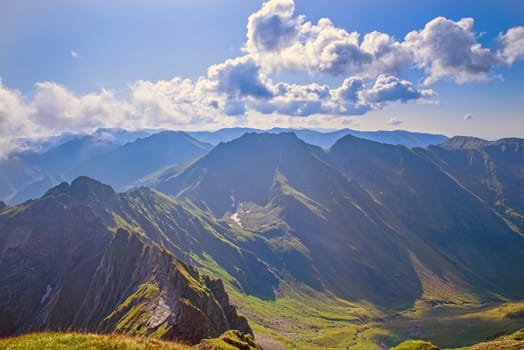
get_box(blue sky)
[0,0,523,150]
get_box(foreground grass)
[200,330,262,350]
[0,332,192,350]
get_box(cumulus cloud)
[497,26,524,65]
[464,113,474,120]
[207,56,273,100]
[260,74,434,117]
[130,77,218,123]
[245,1,523,84]
[404,17,497,84]
[386,117,403,126]
[245,0,298,53]
[0,80,43,156]
[362,74,435,105]
[32,82,136,131]
[70,50,80,59]
[245,2,402,77]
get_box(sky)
[0,0,523,154]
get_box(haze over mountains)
[0,127,448,205]
[1,128,524,348]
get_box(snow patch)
[40,284,52,305]
[230,212,243,228]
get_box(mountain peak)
[331,132,398,150]
[43,176,116,202]
[239,131,301,142]
[207,132,309,160]
[70,176,116,201]
[439,136,490,150]
[218,131,305,150]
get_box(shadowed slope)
[0,177,251,343]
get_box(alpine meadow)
[1,1,523,349]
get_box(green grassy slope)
[0,332,191,350]
[149,132,524,349]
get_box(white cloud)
[362,74,435,105]
[245,0,298,53]
[464,113,474,120]
[207,56,273,100]
[32,82,135,131]
[386,117,403,126]
[404,17,497,85]
[0,80,37,155]
[497,26,524,65]
[248,74,434,117]
[130,77,218,123]
[245,2,391,77]
[70,50,80,59]
[245,1,523,84]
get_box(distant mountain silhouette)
[0,131,210,204]
[187,127,449,148]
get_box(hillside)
[425,136,524,233]
[157,133,524,308]
[0,177,251,344]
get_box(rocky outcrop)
[95,229,251,344]
[199,330,263,350]
[0,181,251,344]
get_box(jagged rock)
[199,330,263,350]
[0,186,251,344]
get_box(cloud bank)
[1,0,523,155]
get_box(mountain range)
[1,131,523,349]
[186,127,449,149]
[156,133,524,307]
[0,127,448,205]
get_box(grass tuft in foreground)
[0,332,192,350]
[199,330,263,350]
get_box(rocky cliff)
[0,178,251,344]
